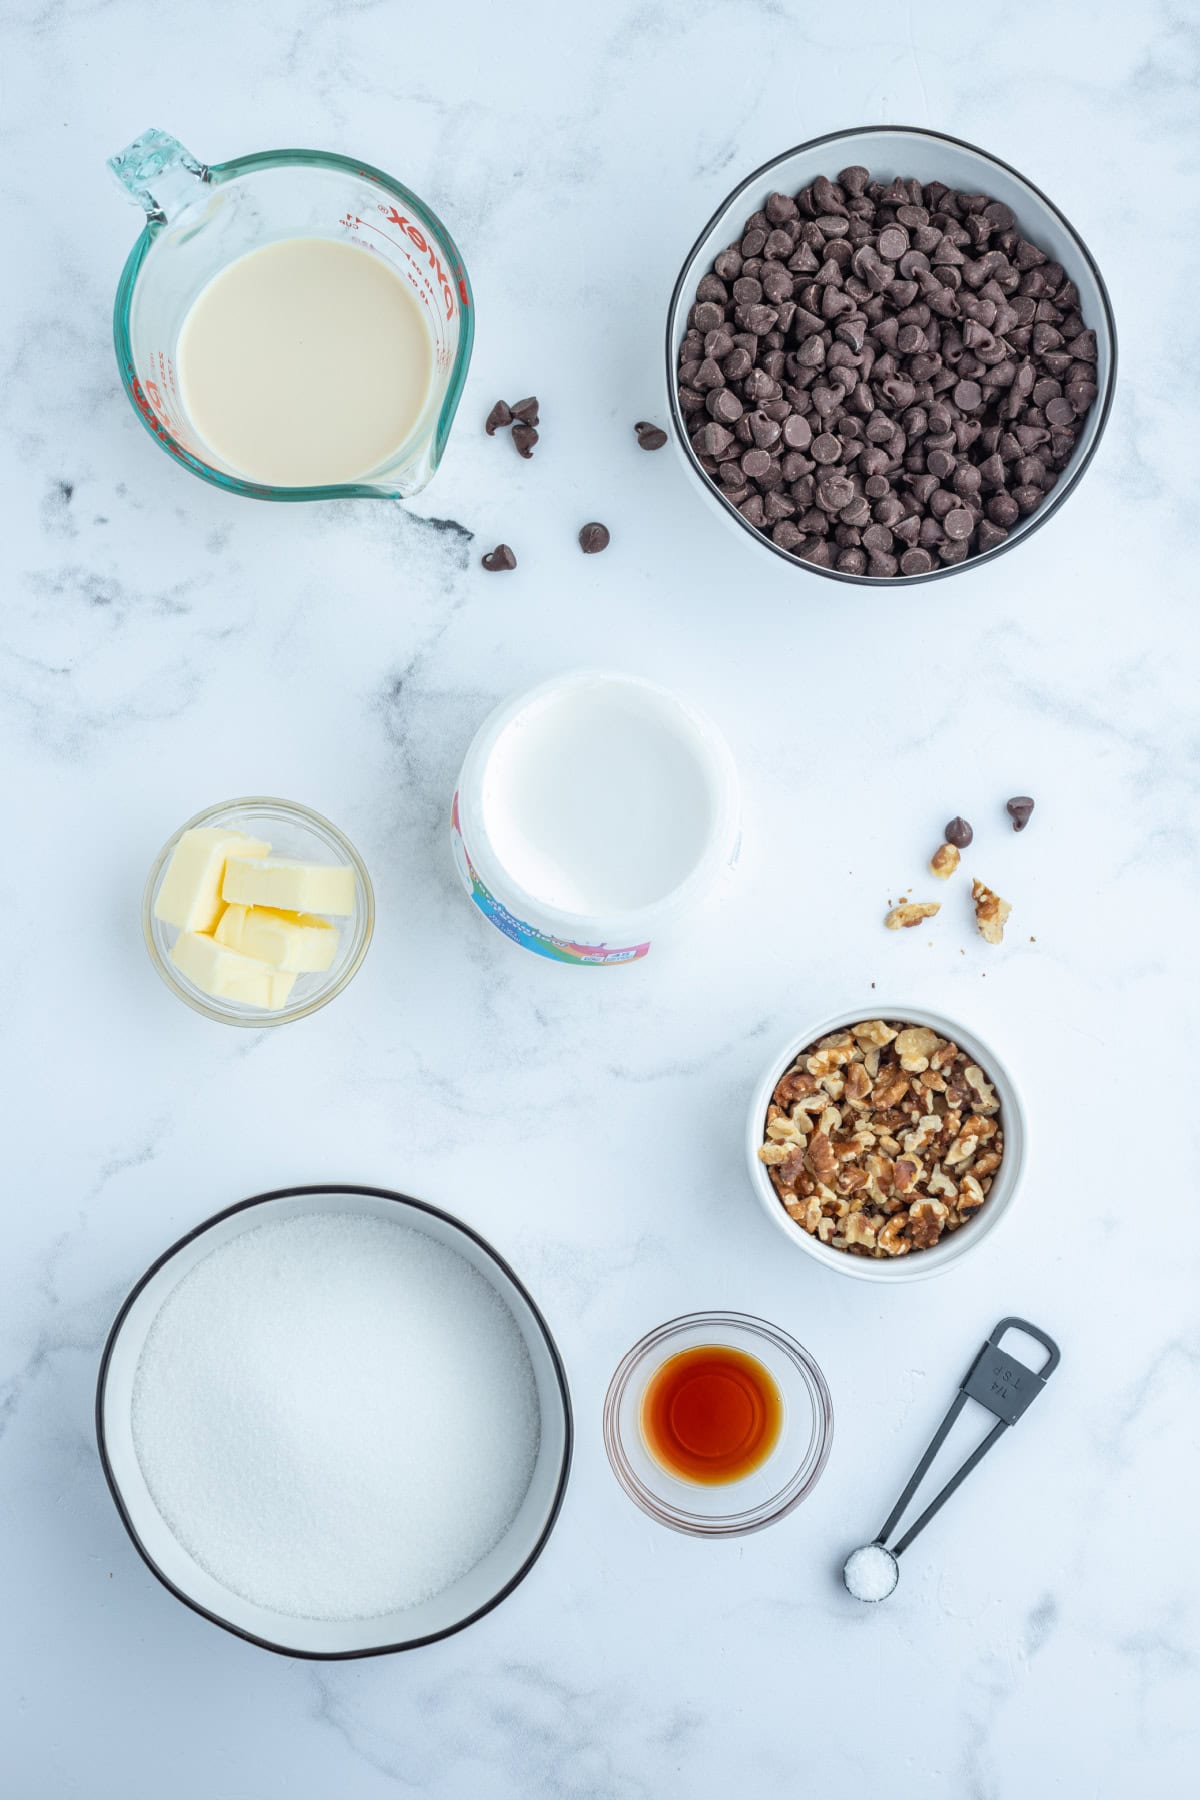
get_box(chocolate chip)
[678,166,1101,574]
[877,225,909,261]
[696,274,728,305]
[1006,795,1035,832]
[945,815,974,847]
[578,522,610,554]
[975,518,1009,552]
[511,396,539,425]
[481,544,516,571]
[512,423,538,458]
[782,414,813,451]
[707,390,743,424]
[749,410,782,449]
[693,422,733,456]
[485,400,512,436]
[817,473,854,511]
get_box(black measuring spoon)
[842,1317,1061,1602]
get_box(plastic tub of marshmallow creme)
[451,671,740,964]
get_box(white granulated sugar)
[131,1213,541,1621]
[843,1542,899,1602]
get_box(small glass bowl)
[142,797,374,1027]
[603,1311,833,1536]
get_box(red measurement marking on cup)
[339,214,454,368]
[344,208,466,315]
[134,368,194,454]
[369,204,460,319]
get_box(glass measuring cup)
[109,129,473,500]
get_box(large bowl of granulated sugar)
[97,1186,572,1657]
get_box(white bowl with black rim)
[665,124,1117,586]
[96,1185,573,1657]
[745,1004,1027,1280]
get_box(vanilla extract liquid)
[640,1344,782,1485]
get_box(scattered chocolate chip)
[635,420,668,451]
[578,522,610,554]
[512,423,538,459]
[677,168,1101,576]
[1006,795,1035,832]
[511,396,539,425]
[945,815,974,848]
[481,544,516,571]
[485,400,512,436]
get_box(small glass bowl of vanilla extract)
[603,1312,833,1536]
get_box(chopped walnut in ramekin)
[758,1020,1003,1258]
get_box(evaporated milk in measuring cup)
[108,130,473,500]
[177,239,435,487]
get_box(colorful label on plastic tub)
[450,794,650,965]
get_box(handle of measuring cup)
[108,129,209,223]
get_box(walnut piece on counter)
[885,900,941,930]
[930,842,960,879]
[972,878,1012,944]
[758,1019,1005,1259]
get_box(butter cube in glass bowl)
[143,798,374,1026]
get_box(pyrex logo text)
[379,205,462,319]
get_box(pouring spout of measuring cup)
[108,129,208,224]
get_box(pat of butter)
[169,931,298,1010]
[215,904,338,972]
[154,828,270,934]
[221,856,356,917]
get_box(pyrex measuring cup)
[109,129,473,500]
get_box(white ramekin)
[745,1003,1027,1281]
[451,670,740,966]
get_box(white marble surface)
[3,2,1198,1794]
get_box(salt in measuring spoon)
[842,1317,1061,1603]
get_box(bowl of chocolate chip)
[746,1005,1027,1280]
[667,126,1116,582]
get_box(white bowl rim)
[745,1001,1028,1281]
[95,1184,574,1658]
[665,122,1119,587]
